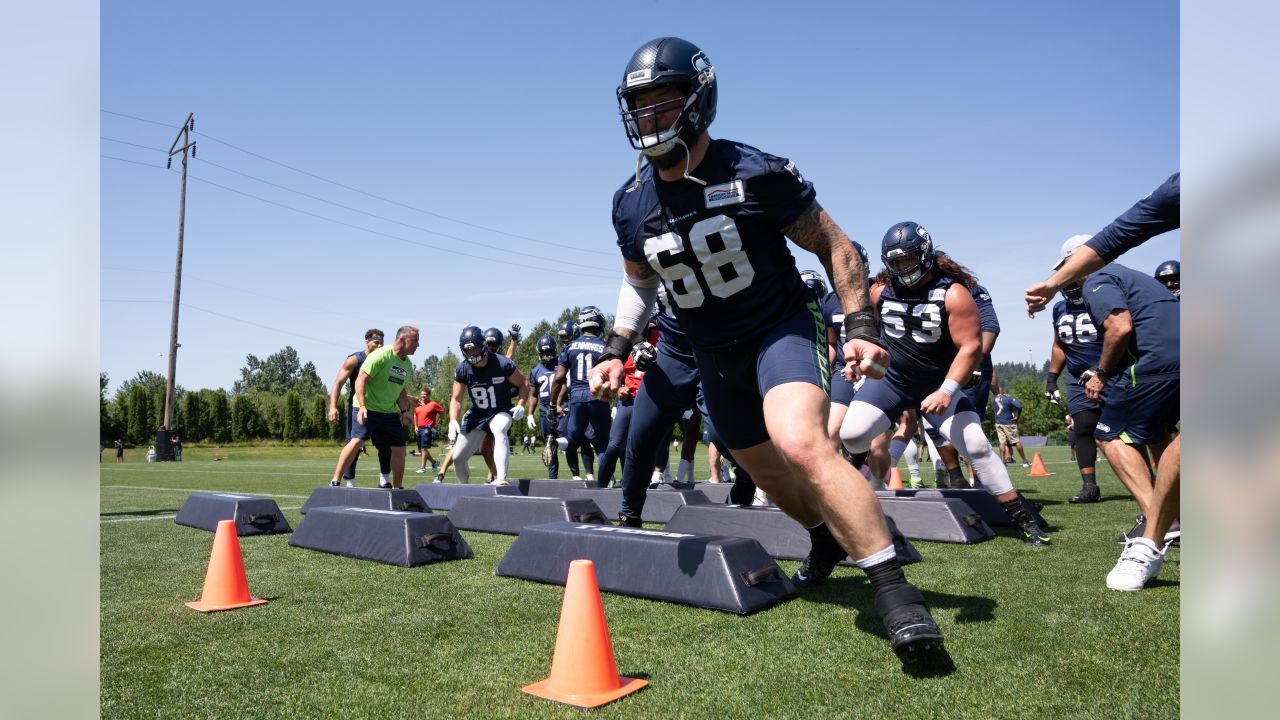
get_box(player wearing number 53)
[447,326,529,486]
[588,37,945,667]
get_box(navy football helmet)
[578,305,605,335]
[556,319,578,344]
[851,239,871,280]
[617,37,717,157]
[799,269,827,300]
[536,334,557,363]
[459,326,487,366]
[1154,260,1180,296]
[483,327,504,353]
[881,221,935,287]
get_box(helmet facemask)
[1061,280,1085,302]
[884,247,933,288]
[462,342,487,366]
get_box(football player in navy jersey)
[551,306,613,484]
[590,38,942,666]
[444,326,529,486]
[841,223,1050,549]
[1154,260,1180,299]
[1029,178,1181,592]
[525,334,566,478]
[1045,236,1105,504]
[326,329,386,487]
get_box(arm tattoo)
[625,258,657,281]
[783,201,871,313]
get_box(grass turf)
[100,444,1177,719]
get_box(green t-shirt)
[359,346,412,413]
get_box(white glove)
[681,409,694,420]
[526,413,536,430]
[448,420,460,443]
[511,405,526,422]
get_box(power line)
[103,298,350,349]
[101,108,616,256]
[103,135,612,271]
[102,154,606,278]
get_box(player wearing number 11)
[447,325,529,486]
[589,37,945,668]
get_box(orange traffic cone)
[523,560,647,708]
[1029,452,1053,477]
[888,467,904,489]
[185,519,268,612]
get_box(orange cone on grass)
[185,519,268,612]
[1029,452,1053,477]
[523,559,647,708]
[888,467,904,489]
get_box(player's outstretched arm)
[592,259,658,401]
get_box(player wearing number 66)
[590,36,945,668]
[447,326,529,486]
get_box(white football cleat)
[1106,538,1164,591]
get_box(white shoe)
[416,467,427,474]
[432,475,443,484]
[572,475,582,481]
[1022,462,1031,468]
[345,480,355,488]
[585,474,594,483]
[1107,538,1164,591]
[329,479,340,487]
[490,479,509,486]
[379,482,392,489]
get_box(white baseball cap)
[1052,234,1093,270]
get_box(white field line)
[101,467,329,477]
[101,506,303,524]
[102,485,312,499]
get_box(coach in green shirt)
[355,325,420,489]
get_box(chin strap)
[625,137,706,192]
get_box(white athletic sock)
[851,544,896,568]
[902,439,921,481]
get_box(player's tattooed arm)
[783,201,872,314]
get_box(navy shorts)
[854,376,976,426]
[1095,378,1179,445]
[348,407,371,441]
[364,411,406,448]
[695,304,828,450]
[830,372,856,406]
[963,372,992,422]
[416,426,435,450]
[1065,381,1102,414]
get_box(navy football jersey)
[345,350,367,406]
[528,360,557,410]
[654,283,694,358]
[558,336,606,403]
[877,275,961,388]
[992,393,1022,424]
[971,283,998,378]
[1085,173,1180,263]
[453,354,518,418]
[1051,298,1102,378]
[613,139,816,350]
[1083,263,1180,384]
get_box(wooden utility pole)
[161,113,196,448]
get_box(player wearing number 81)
[447,325,529,485]
[591,37,945,667]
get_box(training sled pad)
[876,496,995,544]
[568,488,711,523]
[877,489,1046,527]
[289,507,472,567]
[415,482,521,511]
[657,482,735,504]
[447,496,610,535]
[664,505,922,564]
[496,521,795,614]
[174,492,292,535]
[516,478,589,498]
[299,486,429,515]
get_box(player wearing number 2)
[839,222,1051,547]
[589,37,945,667]
[1045,235,1105,504]
[551,306,612,484]
[446,326,529,486]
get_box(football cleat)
[1069,485,1100,504]
[542,434,556,467]
[328,479,340,487]
[1106,538,1163,591]
[618,513,643,528]
[791,524,847,589]
[1017,519,1052,546]
[874,584,946,665]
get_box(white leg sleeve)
[839,401,893,454]
[902,438,921,480]
[489,413,513,480]
[451,428,486,484]
[936,408,1014,496]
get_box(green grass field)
[100,444,1178,719]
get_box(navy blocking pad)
[288,507,472,567]
[447,496,610,535]
[568,488,711,523]
[415,482,521,511]
[174,492,292,535]
[299,486,429,515]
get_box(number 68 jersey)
[1051,297,1102,378]
[613,139,815,350]
[876,275,959,388]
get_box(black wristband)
[596,333,633,364]
[843,311,884,348]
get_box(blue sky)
[101,1,1178,393]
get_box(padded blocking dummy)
[568,488,711,523]
[447,496,610,535]
[415,482,521,511]
[299,486,428,515]
[174,492,292,535]
[877,489,1045,527]
[288,507,472,567]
